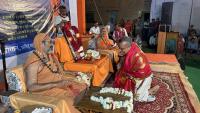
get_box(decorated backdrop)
[0,0,53,70]
[0,0,80,70]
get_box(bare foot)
[149,85,160,95]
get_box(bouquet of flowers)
[86,50,100,59]
[76,72,91,86]
[31,107,52,113]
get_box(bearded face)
[42,39,54,54]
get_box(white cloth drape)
[69,0,78,27]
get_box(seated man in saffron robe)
[114,37,159,102]
[96,27,119,63]
[24,33,87,113]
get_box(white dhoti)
[135,74,153,102]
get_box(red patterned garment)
[124,20,133,34]
[113,28,126,42]
[62,21,82,52]
[114,42,152,92]
[177,35,185,55]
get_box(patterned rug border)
[154,76,175,113]
[153,71,196,113]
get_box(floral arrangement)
[86,50,100,59]
[90,87,134,113]
[32,107,52,113]
[76,72,91,86]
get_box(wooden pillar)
[77,0,86,34]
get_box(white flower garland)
[32,107,52,113]
[90,87,134,113]
[76,72,91,86]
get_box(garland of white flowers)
[76,72,91,86]
[90,87,134,113]
[32,107,52,113]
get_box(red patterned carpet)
[134,72,195,113]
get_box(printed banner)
[0,0,53,69]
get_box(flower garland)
[32,107,52,113]
[76,72,91,86]
[90,87,134,113]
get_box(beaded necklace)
[33,50,59,73]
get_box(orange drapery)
[54,36,113,86]
[51,0,60,16]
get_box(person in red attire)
[112,24,128,43]
[114,37,159,102]
[177,34,185,56]
[124,20,133,36]
[62,21,84,58]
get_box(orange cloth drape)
[10,93,78,113]
[64,55,113,86]
[51,0,60,16]
[54,36,75,63]
[54,36,113,86]
[145,53,178,64]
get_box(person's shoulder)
[132,42,141,48]
[24,53,39,68]
[26,53,38,61]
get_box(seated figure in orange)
[24,33,87,113]
[96,27,120,63]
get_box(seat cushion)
[6,65,27,92]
